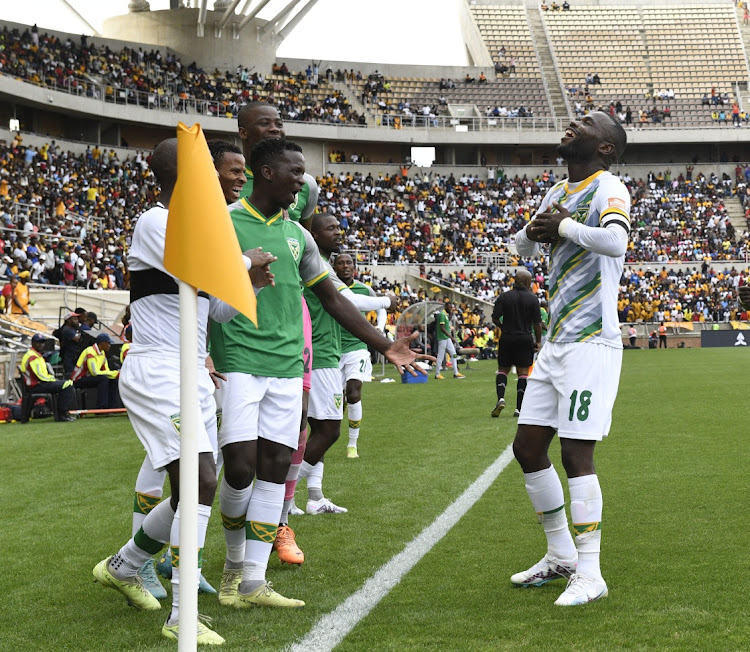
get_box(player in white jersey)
[510,111,629,606]
[93,138,274,646]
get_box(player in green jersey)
[210,138,424,609]
[298,216,397,513]
[333,253,387,459]
[237,102,318,228]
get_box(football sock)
[167,504,211,625]
[281,428,308,525]
[451,352,460,376]
[131,455,165,536]
[241,480,284,592]
[516,375,528,412]
[112,499,175,579]
[495,371,508,400]
[524,466,577,562]
[347,400,362,448]
[569,474,603,580]
[220,476,252,566]
[306,461,325,501]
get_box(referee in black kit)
[491,269,542,418]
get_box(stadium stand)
[541,3,749,127]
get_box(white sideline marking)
[288,444,516,652]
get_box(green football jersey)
[240,168,317,224]
[340,280,375,354]
[436,310,451,341]
[303,255,345,369]
[210,199,328,378]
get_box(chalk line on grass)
[288,444,515,652]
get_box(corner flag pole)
[178,280,199,651]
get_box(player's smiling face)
[216,152,245,203]
[334,254,355,283]
[558,112,608,161]
[241,106,285,147]
[271,150,305,209]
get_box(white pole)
[178,281,199,651]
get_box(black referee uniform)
[492,284,542,369]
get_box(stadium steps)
[725,197,746,234]
[332,80,373,126]
[526,7,569,120]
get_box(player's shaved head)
[237,102,274,129]
[515,269,532,287]
[150,138,178,192]
[311,211,338,234]
[602,114,627,164]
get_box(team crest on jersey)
[287,237,301,261]
[571,188,597,224]
[170,413,181,434]
[334,393,343,409]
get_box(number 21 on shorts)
[568,390,592,422]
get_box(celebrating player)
[510,111,628,606]
[210,138,425,610]
[333,253,387,459]
[298,216,395,511]
[93,138,274,645]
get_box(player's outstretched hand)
[384,331,436,376]
[527,201,570,243]
[243,247,277,269]
[739,285,750,309]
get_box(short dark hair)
[249,138,303,178]
[150,138,178,192]
[603,115,627,165]
[237,101,277,129]
[207,139,242,166]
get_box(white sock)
[568,474,603,580]
[524,466,577,562]
[298,460,314,481]
[306,462,324,501]
[220,477,252,566]
[241,480,284,591]
[347,400,362,448]
[113,499,175,578]
[167,504,211,625]
[131,456,165,537]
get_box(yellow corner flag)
[164,122,257,325]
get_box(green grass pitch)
[2,347,748,651]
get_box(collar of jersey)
[240,198,283,225]
[563,169,605,195]
[245,167,253,179]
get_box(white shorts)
[340,349,373,384]
[120,355,217,470]
[216,373,303,449]
[518,341,622,441]
[308,367,344,420]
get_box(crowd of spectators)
[0,24,363,125]
[1,130,749,295]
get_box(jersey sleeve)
[299,174,319,222]
[127,209,171,274]
[594,177,631,233]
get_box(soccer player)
[236,102,317,564]
[93,138,274,645]
[434,303,465,380]
[333,252,387,458]
[131,138,250,599]
[299,217,394,508]
[510,111,628,606]
[237,101,318,227]
[491,269,542,418]
[210,138,423,610]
